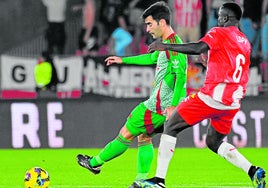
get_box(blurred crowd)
[41,0,268,84]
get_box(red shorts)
[177,94,239,134]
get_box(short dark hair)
[142,1,171,25]
[221,2,242,20]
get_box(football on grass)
[24,167,50,188]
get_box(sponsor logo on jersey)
[236,36,247,45]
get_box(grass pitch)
[0,148,267,188]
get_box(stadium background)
[0,0,267,149]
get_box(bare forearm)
[162,42,207,55]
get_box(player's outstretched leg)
[250,166,266,188]
[76,154,101,174]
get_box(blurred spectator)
[200,0,208,36]
[260,0,268,82]
[261,0,268,63]
[173,0,203,43]
[98,0,132,56]
[110,27,133,56]
[72,0,99,56]
[240,0,262,58]
[35,51,59,92]
[206,0,219,29]
[42,0,67,55]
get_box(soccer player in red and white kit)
[147,2,266,188]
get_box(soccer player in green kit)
[77,2,187,187]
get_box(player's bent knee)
[138,134,151,140]
[138,134,152,144]
[119,125,136,141]
[163,121,190,137]
[206,136,222,153]
[163,124,178,137]
[163,111,190,137]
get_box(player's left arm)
[164,36,188,108]
[163,56,186,120]
[169,51,188,107]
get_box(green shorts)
[125,103,166,136]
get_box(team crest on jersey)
[172,59,179,68]
[190,93,195,98]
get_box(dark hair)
[221,2,242,20]
[142,1,171,25]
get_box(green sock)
[136,143,154,180]
[90,134,131,167]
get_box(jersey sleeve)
[200,27,221,50]
[122,51,159,65]
[170,51,187,106]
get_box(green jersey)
[122,33,187,114]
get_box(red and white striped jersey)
[174,0,202,27]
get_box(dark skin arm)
[148,40,210,55]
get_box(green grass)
[0,148,267,187]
